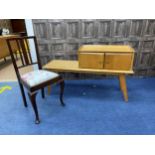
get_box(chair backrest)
[6,36,42,80]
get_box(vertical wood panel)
[32,19,155,77]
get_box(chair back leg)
[19,82,28,107]
[41,88,45,99]
[60,80,65,106]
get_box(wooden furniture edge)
[43,60,134,75]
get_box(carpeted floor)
[0,77,155,135]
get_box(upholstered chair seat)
[21,70,59,87]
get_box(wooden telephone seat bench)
[44,45,134,102]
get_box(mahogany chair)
[6,36,65,124]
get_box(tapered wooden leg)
[60,80,65,106]
[28,92,40,124]
[19,82,28,107]
[41,88,45,99]
[119,74,128,102]
[47,85,51,95]
[4,58,6,62]
[118,76,123,92]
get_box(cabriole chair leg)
[28,92,40,124]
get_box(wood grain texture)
[104,53,133,70]
[78,45,134,71]
[79,53,104,69]
[0,35,18,59]
[43,60,134,74]
[44,60,130,102]
[78,45,134,53]
[119,74,128,102]
[32,19,155,77]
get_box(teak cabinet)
[78,45,134,71]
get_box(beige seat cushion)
[21,70,59,87]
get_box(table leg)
[47,85,51,95]
[119,74,128,102]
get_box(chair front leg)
[28,92,40,124]
[59,79,65,106]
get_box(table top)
[43,60,134,75]
[78,45,134,53]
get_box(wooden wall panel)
[129,20,144,37]
[32,19,155,77]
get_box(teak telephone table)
[44,45,135,102]
[44,60,133,102]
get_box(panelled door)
[104,53,133,70]
[79,53,104,69]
